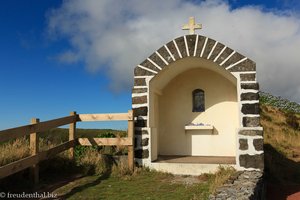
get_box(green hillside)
[260,92,300,185]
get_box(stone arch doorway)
[132,35,263,174]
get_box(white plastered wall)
[149,57,239,159]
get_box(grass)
[0,137,30,166]
[261,104,300,158]
[51,167,235,200]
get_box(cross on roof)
[182,17,202,35]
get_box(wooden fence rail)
[0,110,134,184]
[0,116,77,143]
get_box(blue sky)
[0,0,299,130]
[0,0,131,129]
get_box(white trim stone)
[225,57,247,70]
[132,93,148,97]
[147,58,162,71]
[241,89,259,93]
[240,81,257,84]
[137,65,158,74]
[242,114,260,118]
[134,75,154,79]
[214,46,227,62]
[164,45,175,61]
[207,41,218,59]
[132,103,148,108]
[173,40,182,58]
[220,51,236,66]
[155,51,169,65]
[184,35,190,57]
[200,37,208,57]
[239,71,256,74]
[133,86,147,89]
[241,100,259,104]
[193,34,199,57]
[134,116,148,120]
[239,127,263,131]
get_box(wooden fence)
[0,110,134,184]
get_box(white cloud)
[47,0,300,102]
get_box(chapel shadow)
[0,156,81,193]
[264,144,300,200]
[53,154,117,200]
[57,173,110,200]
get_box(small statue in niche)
[193,89,205,112]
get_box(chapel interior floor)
[153,155,236,164]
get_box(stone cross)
[182,17,202,34]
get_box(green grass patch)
[54,169,211,200]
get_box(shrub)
[77,148,111,175]
[260,92,300,113]
[99,131,116,138]
[74,145,100,158]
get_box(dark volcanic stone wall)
[209,171,264,200]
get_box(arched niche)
[149,57,239,160]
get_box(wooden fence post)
[30,118,39,184]
[69,111,77,159]
[127,110,134,171]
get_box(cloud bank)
[47,0,300,102]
